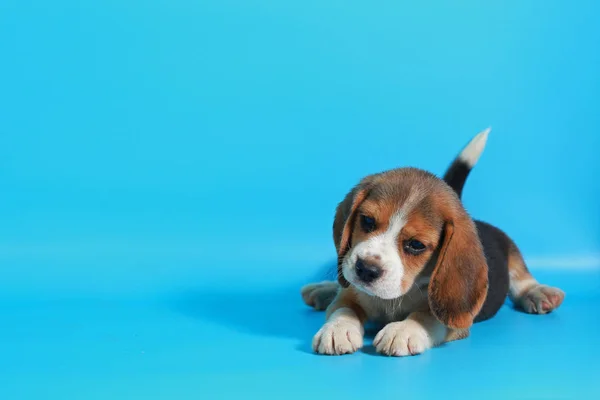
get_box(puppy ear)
[428,218,488,329]
[334,187,370,288]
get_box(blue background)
[1,1,599,399]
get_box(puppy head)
[336,168,488,329]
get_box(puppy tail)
[443,127,490,198]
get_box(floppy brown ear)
[333,187,370,288]
[428,217,489,329]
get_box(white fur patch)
[343,212,406,299]
[459,127,491,167]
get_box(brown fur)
[507,243,565,314]
[325,287,368,323]
[428,218,489,330]
[507,243,536,299]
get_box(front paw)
[374,320,432,357]
[312,321,363,355]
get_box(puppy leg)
[374,311,449,356]
[301,281,339,311]
[312,290,365,355]
[508,244,565,314]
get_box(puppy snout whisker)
[355,257,382,283]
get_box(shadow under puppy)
[301,128,564,356]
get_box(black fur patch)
[443,159,471,198]
[473,220,511,323]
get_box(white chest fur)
[355,282,429,325]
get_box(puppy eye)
[360,215,377,233]
[404,239,426,255]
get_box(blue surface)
[1,1,599,399]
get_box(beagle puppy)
[301,129,564,356]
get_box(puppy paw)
[519,285,565,314]
[312,321,363,355]
[301,281,338,311]
[374,320,432,357]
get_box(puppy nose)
[355,258,382,283]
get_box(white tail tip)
[459,127,491,167]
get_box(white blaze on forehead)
[350,212,405,299]
[356,212,405,261]
[344,188,425,299]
